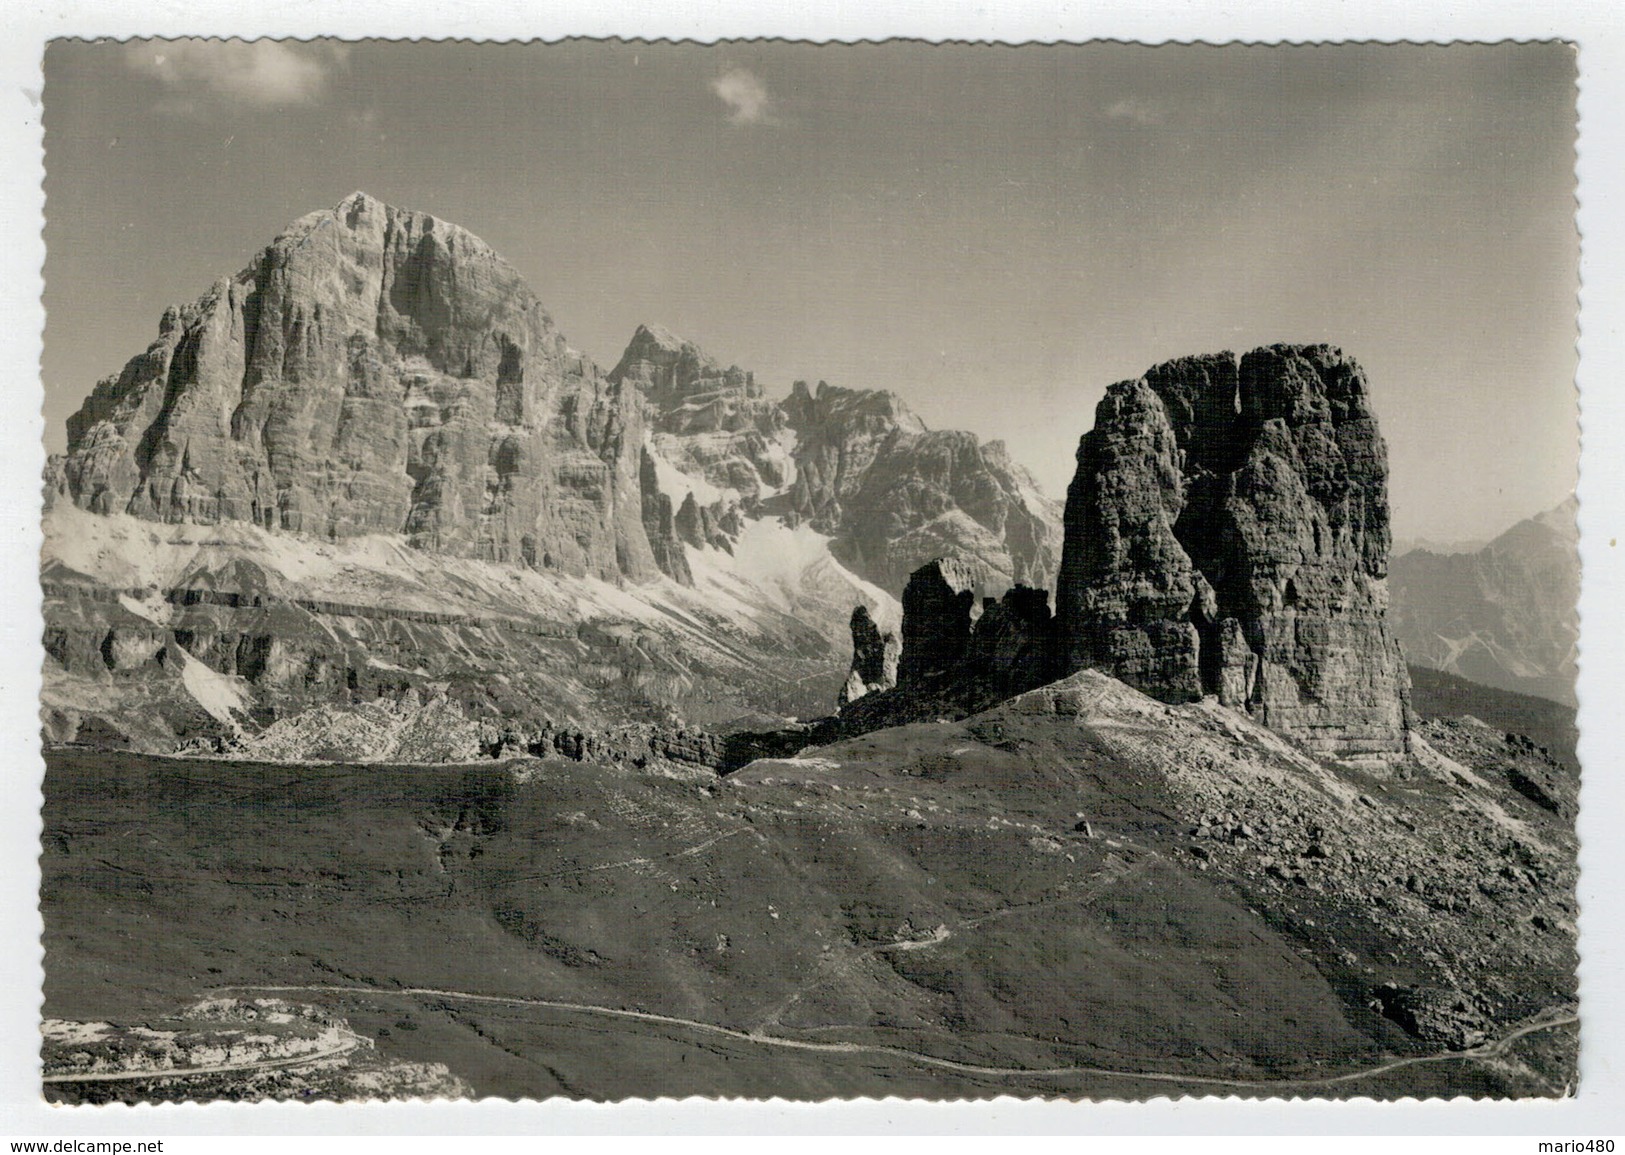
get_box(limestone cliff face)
[608,324,794,509]
[1054,376,1207,701]
[59,193,665,583]
[611,330,1065,599]
[832,430,1062,596]
[639,447,693,585]
[782,380,926,532]
[1056,344,1410,758]
[779,380,1062,595]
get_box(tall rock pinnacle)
[1055,344,1411,758]
[837,604,900,708]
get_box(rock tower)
[1054,344,1410,757]
[837,605,900,708]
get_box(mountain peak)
[56,192,675,585]
[1532,494,1580,538]
[608,324,752,406]
[630,322,689,353]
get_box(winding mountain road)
[213,981,1576,1092]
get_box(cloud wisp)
[122,39,349,113]
[1104,97,1165,127]
[710,67,775,126]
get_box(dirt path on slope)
[211,981,1576,1092]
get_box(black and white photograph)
[26,34,1593,1111]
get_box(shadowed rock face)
[782,380,926,534]
[897,557,982,688]
[639,447,692,585]
[58,193,668,584]
[1056,344,1411,758]
[966,584,1056,700]
[841,559,1057,727]
[1054,375,1207,702]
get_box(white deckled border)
[1,0,1621,1140]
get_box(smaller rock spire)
[838,605,900,709]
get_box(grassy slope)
[41,674,1576,1100]
[1406,665,1578,770]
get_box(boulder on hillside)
[1371,983,1488,1050]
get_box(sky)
[40,39,1578,544]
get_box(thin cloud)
[345,107,382,132]
[123,39,349,111]
[710,67,775,126]
[1104,98,1165,127]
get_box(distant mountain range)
[1392,535,1489,557]
[1390,499,1579,706]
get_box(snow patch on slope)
[644,435,727,506]
[176,650,247,729]
[688,517,900,632]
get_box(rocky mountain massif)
[1391,498,1579,707]
[608,320,1061,594]
[44,193,1059,751]
[62,194,661,579]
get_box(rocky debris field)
[42,998,470,1104]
